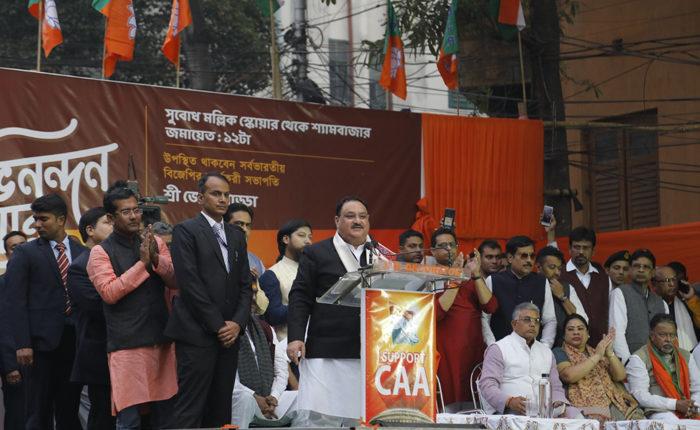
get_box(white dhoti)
[293,358,361,425]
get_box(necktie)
[213,223,228,248]
[213,223,230,272]
[55,243,72,315]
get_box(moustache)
[351,224,364,229]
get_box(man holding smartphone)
[653,266,700,351]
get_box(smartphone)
[442,208,456,230]
[540,205,554,227]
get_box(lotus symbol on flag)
[127,4,137,40]
[390,47,402,79]
[45,0,61,30]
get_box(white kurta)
[296,358,361,419]
[626,350,700,422]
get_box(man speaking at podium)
[287,196,373,426]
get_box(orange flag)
[162,0,192,65]
[28,0,63,57]
[93,0,137,78]
[379,0,407,100]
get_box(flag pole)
[36,0,43,71]
[517,31,528,117]
[101,19,107,79]
[175,41,181,88]
[269,0,282,99]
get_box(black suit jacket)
[0,275,19,374]
[166,214,253,347]
[5,237,87,351]
[287,237,360,359]
[66,251,110,385]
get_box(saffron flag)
[379,0,407,100]
[28,0,63,57]
[490,0,525,40]
[437,0,458,90]
[161,0,192,65]
[497,0,526,29]
[93,0,137,78]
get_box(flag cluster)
[27,0,193,78]
[379,0,526,100]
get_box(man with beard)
[259,219,313,340]
[287,196,373,426]
[6,194,87,429]
[396,230,424,263]
[610,249,668,364]
[653,266,700,352]
[605,251,630,288]
[558,227,612,345]
[626,314,700,422]
[481,235,557,347]
[87,183,178,428]
[477,239,502,279]
[432,228,497,411]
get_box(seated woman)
[553,314,644,422]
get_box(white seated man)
[231,314,297,428]
[479,302,574,417]
[626,313,700,422]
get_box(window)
[448,90,474,110]
[583,109,660,231]
[328,39,352,106]
[369,67,386,110]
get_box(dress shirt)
[49,235,74,264]
[481,275,558,348]
[626,351,700,412]
[201,211,229,272]
[609,287,670,363]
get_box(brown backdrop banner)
[0,68,420,265]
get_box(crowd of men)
[0,171,698,428]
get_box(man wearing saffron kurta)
[431,227,497,411]
[87,182,178,429]
[626,313,700,422]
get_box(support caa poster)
[362,289,436,423]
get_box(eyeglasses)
[653,332,677,340]
[517,253,536,260]
[632,263,653,270]
[654,277,676,284]
[116,207,143,217]
[436,242,457,250]
[518,317,541,325]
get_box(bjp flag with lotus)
[379,0,407,100]
[162,0,192,66]
[28,0,63,57]
[93,0,137,78]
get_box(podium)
[317,259,470,425]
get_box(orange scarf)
[647,342,697,419]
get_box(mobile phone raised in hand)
[540,205,554,227]
[442,208,456,230]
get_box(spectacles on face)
[517,252,536,260]
[116,207,143,217]
[654,277,676,284]
[436,242,456,250]
[517,317,541,325]
[632,263,653,271]
[653,331,677,340]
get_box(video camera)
[126,155,169,227]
